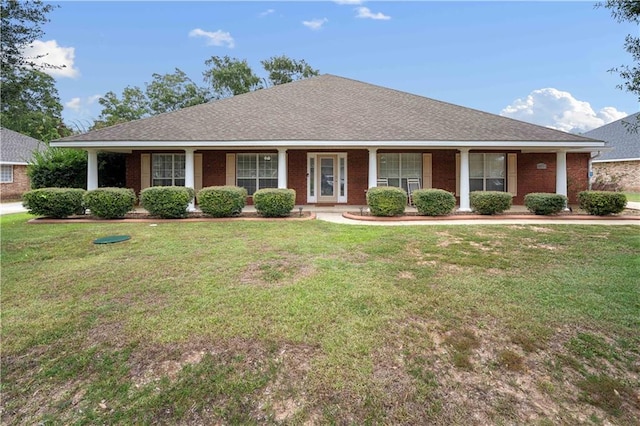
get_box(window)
[1,165,13,183]
[470,153,505,191]
[237,153,278,195]
[378,153,422,191]
[152,154,185,186]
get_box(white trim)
[51,140,606,150]
[592,158,640,163]
[0,161,28,166]
[277,148,287,188]
[87,149,98,190]
[368,148,378,189]
[184,149,195,212]
[458,149,471,212]
[307,152,348,203]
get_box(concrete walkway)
[0,201,26,216]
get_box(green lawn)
[624,192,640,203]
[2,213,639,424]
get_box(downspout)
[589,151,602,190]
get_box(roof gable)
[0,128,47,163]
[583,114,640,161]
[58,74,596,143]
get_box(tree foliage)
[203,56,262,98]
[261,55,319,86]
[93,87,150,129]
[146,68,212,115]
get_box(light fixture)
[264,155,271,161]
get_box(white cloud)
[355,6,391,20]
[500,88,627,134]
[65,94,101,112]
[188,28,235,48]
[259,9,275,17]
[334,0,364,4]
[21,40,79,78]
[302,18,328,30]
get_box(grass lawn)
[2,213,639,424]
[624,192,640,203]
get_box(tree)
[146,68,211,115]
[203,56,262,98]
[0,67,69,141]
[261,55,319,86]
[92,87,149,129]
[0,0,57,74]
[599,0,639,130]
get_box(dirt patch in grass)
[239,253,316,287]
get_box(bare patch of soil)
[239,253,316,287]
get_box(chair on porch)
[377,178,389,186]
[407,178,421,205]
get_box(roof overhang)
[50,140,606,152]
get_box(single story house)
[1,127,46,200]
[584,113,640,192]
[51,74,605,210]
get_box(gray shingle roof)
[1,128,46,163]
[58,74,596,143]
[583,114,640,161]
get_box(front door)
[318,155,337,203]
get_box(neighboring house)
[0,128,46,200]
[51,74,605,209]
[583,113,640,192]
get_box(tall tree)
[146,68,211,115]
[92,87,149,129]
[599,0,639,130]
[203,56,262,98]
[261,55,319,86]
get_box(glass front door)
[318,156,337,202]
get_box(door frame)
[307,152,348,204]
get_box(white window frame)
[152,153,185,187]
[1,165,14,183]
[236,153,279,196]
[377,153,422,192]
[306,152,348,203]
[469,153,506,192]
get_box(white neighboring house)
[584,113,640,192]
[0,128,46,200]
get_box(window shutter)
[455,153,460,196]
[141,153,151,190]
[422,153,432,189]
[195,153,203,193]
[226,153,236,186]
[507,153,517,196]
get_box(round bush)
[524,193,567,215]
[412,189,456,216]
[578,191,626,216]
[469,191,512,215]
[84,187,136,219]
[253,188,296,217]
[366,186,407,217]
[140,186,194,218]
[197,186,247,217]
[22,187,86,218]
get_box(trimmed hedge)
[412,189,456,216]
[22,187,86,218]
[197,186,247,218]
[253,188,296,217]
[366,186,407,217]
[470,191,512,215]
[578,191,627,216]
[84,187,136,219]
[524,193,567,215]
[140,186,194,218]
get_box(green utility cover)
[93,235,131,244]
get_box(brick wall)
[592,160,640,192]
[0,165,31,200]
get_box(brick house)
[51,74,605,209]
[584,113,640,192]
[1,128,46,200]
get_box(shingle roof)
[1,128,46,163]
[583,113,640,161]
[58,74,596,143]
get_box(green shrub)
[22,187,86,218]
[366,186,407,217]
[578,191,627,216]
[197,186,247,217]
[253,188,296,217]
[524,193,567,215]
[412,189,456,216]
[84,187,136,219]
[469,191,512,215]
[28,147,87,189]
[140,186,194,218]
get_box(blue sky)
[32,1,639,134]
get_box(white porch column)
[87,149,98,190]
[556,150,569,210]
[184,148,195,211]
[368,148,378,189]
[277,148,287,188]
[458,148,472,212]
